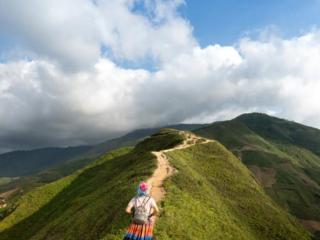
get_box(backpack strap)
[143,196,150,205]
[134,196,151,208]
[142,196,152,216]
[148,197,153,218]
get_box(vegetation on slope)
[155,141,310,240]
[236,113,320,156]
[195,113,320,237]
[0,129,184,240]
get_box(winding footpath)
[147,132,213,203]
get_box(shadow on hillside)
[0,150,155,240]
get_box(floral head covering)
[137,181,149,196]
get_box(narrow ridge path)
[147,132,213,203]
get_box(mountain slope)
[0,130,310,240]
[236,113,320,156]
[195,113,320,235]
[0,129,184,240]
[155,139,309,240]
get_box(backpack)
[133,196,151,225]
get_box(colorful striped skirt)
[123,222,154,240]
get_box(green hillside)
[0,129,310,239]
[155,141,309,240]
[0,129,183,240]
[236,113,320,156]
[195,113,320,236]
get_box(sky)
[0,0,320,153]
[182,0,320,45]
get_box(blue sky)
[181,0,320,45]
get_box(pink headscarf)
[139,182,149,192]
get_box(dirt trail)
[147,132,213,203]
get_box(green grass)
[155,141,310,240]
[236,113,320,156]
[0,147,133,238]
[195,113,320,237]
[0,129,184,240]
[0,147,143,239]
[135,128,185,152]
[0,128,312,239]
[241,150,287,167]
[195,120,272,151]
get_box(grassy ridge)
[195,113,320,236]
[0,129,184,240]
[236,113,320,156]
[155,141,310,240]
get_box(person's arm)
[149,199,159,217]
[126,205,133,215]
[149,205,159,217]
[126,199,134,215]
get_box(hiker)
[123,182,159,240]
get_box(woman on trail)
[123,182,159,240]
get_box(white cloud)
[0,0,320,152]
[0,0,195,70]
[0,58,150,150]
[0,0,101,71]
[96,0,196,63]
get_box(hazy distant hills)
[0,146,92,177]
[195,113,320,234]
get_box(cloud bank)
[0,0,320,152]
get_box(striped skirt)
[123,222,154,240]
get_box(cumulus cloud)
[0,0,101,71]
[0,0,195,70]
[0,58,149,151]
[0,0,320,152]
[97,0,196,63]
